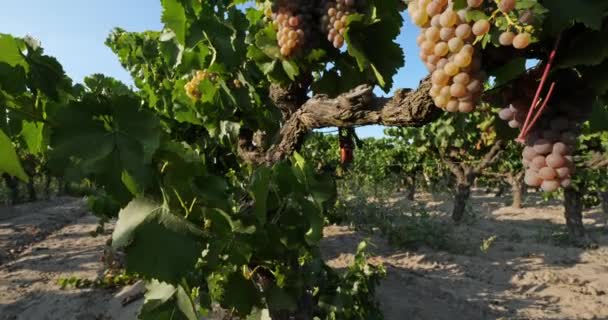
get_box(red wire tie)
[517,35,562,142]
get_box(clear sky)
[0,1,427,138]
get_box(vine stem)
[517,34,562,142]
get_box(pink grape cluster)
[499,97,581,192]
[409,0,487,112]
[272,1,316,57]
[319,0,358,49]
[521,120,577,192]
[498,98,529,129]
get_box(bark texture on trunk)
[445,141,505,223]
[239,78,441,165]
[452,182,472,222]
[404,174,416,201]
[508,171,525,209]
[3,174,20,204]
[563,187,586,239]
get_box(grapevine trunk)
[563,187,587,239]
[452,183,471,222]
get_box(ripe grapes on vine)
[2,0,608,319]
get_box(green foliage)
[576,128,608,208]
[315,241,386,320]
[57,270,139,290]
[0,129,28,181]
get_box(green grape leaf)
[345,17,404,91]
[543,0,608,35]
[139,281,196,320]
[250,166,272,225]
[26,51,68,100]
[220,272,261,315]
[302,198,323,245]
[49,94,160,203]
[0,34,28,71]
[281,60,300,81]
[556,24,608,68]
[587,103,608,133]
[113,198,205,284]
[0,128,29,182]
[581,60,608,96]
[161,0,187,45]
[175,284,199,320]
[20,121,45,155]
[266,286,297,312]
[489,57,527,87]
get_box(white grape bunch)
[410,0,535,113]
[185,70,216,100]
[410,0,486,112]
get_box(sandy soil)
[0,198,141,320]
[1,193,607,320]
[321,192,608,320]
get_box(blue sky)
[0,1,427,138]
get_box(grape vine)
[2,0,608,318]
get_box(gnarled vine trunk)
[452,181,472,222]
[404,173,416,201]
[563,187,586,239]
[446,141,505,223]
[508,171,525,209]
[3,173,20,204]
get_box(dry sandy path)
[1,194,607,319]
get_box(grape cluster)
[319,0,357,49]
[498,98,529,129]
[184,70,216,100]
[498,86,584,192]
[468,0,532,49]
[521,114,578,192]
[271,0,316,57]
[409,0,486,113]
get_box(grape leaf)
[344,0,404,91]
[250,166,271,225]
[139,281,197,320]
[161,0,187,45]
[587,102,608,133]
[113,198,205,284]
[489,57,527,87]
[220,272,261,315]
[556,24,608,68]
[543,0,608,35]
[0,128,28,182]
[0,34,28,71]
[49,94,160,203]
